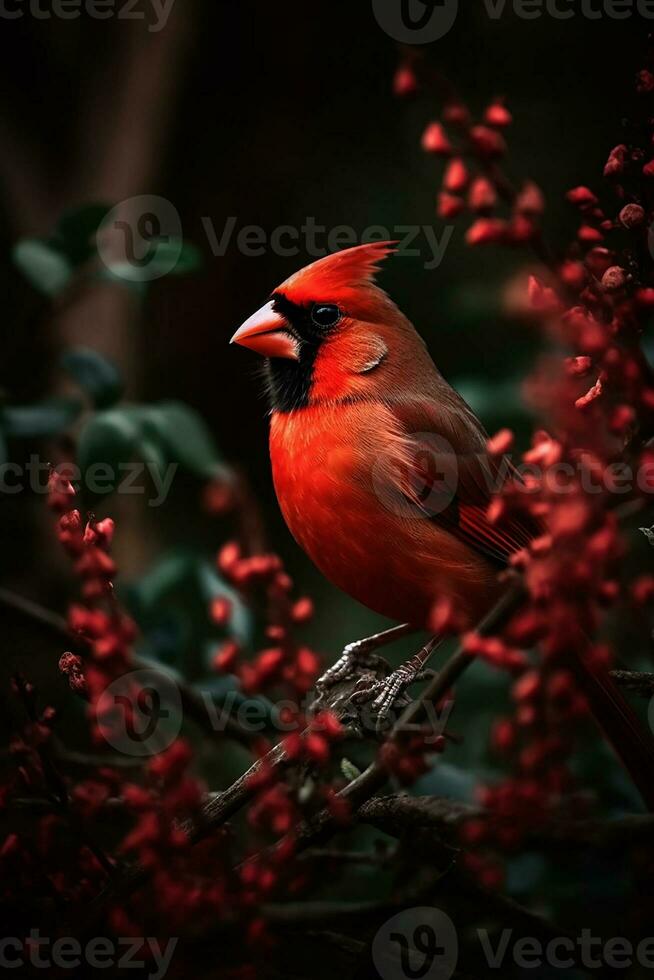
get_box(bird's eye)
[311,304,342,329]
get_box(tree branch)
[0,585,256,748]
[358,795,654,853]
[611,669,654,698]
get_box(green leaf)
[76,400,224,499]
[127,553,197,615]
[13,240,72,297]
[124,551,250,679]
[1,398,82,438]
[139,434,170,486]
[341,758,362,782]
[54,203,112,266]
[77,408,141,497]
[60,348,124,410]
[97,239,202,288]
[137,238,202,278]
[169,241,203,276]
[141,402,223,479]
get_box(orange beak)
[230,301,300,360]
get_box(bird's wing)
[389,396,535,567]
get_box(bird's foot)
[310,657,391,735]
[311,628,433,738]
[315,639,386,692]
[350,663,436,736]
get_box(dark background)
[0,1,649,698]
[0,0,651,957]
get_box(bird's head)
[231,242,429,412]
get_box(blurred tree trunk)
[0,5,197,575]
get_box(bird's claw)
[314,640,379,691]
[349,662,428,735]
[312,632,437,738]
[372,668,413,734]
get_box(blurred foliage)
[123,549,249,677]
[2,133,648,935]
[0,397,82,443]
[77,399,226,498]
[4,203,257,728]
[12,203,203,298]
[97,238,203,295]
[61,348,124,410]
[12,203,111,296]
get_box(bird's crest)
[277,241,398,306]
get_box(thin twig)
[0,585,256,747]
[300,847,394,866]
[84,588,525,914]
[249,584,529,862]
[12,674,116,878]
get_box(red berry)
[421,122,452,156]
[443,158,469,193]
[484,101,512,128]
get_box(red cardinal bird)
[232,242,654,805]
